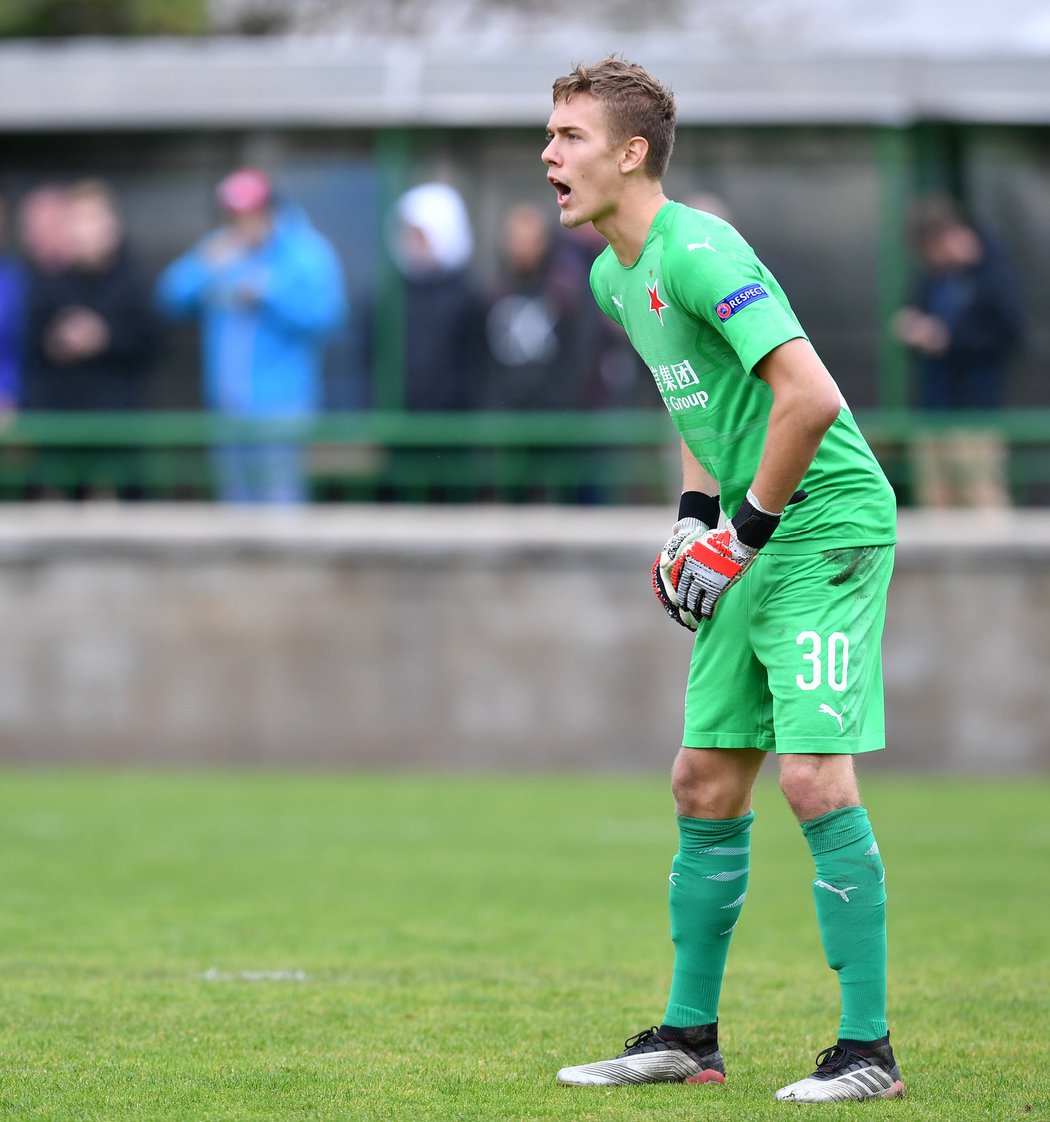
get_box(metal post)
[875,126,912,410]
[371,127,414,411]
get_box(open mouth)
[549,177,572,207]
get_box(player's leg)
[663,745,765,1033]
[778,757,902,1102]
[777,750,860,821]
[557,578,768,1088]
[751,546,903,1102]
[555,749,763,1088]
[780,753,890,1047]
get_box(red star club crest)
[647,280,668,324]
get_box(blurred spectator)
[0,192,25,415]
[17,184,71,277]
[387,182,485,410]
[22,181,157,412]
[894,194,1024,508]
[684,190,734,223]
[21,180,159,498]
[157,168,347,504]
[561,222,653,410]
[483,201,593,410]
[897,195,1023,411]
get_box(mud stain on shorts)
[822,545,881,586]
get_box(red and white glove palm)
[667,490,789,621]
[671,523,758,621]
[651,517,710,631]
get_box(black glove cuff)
[678,491,721,527]
[731,496,781,549]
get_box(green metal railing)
[0,411,675,504]
[850,408,1050,505]
[1,409,1048,505]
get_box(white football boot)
[776,1036,904,1102]
[557,1024,725,1087]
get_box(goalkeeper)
[543,58,902,1103]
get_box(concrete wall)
[0,505,1047,773]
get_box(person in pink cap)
[157,168,347,503]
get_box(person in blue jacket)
[157,168,347,503]
[0,191,25,415]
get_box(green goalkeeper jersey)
[589,201,896,553]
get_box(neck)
[593,185,668,266]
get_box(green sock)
[662,812,753,1028]
[801,805,888,1041]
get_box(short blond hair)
[552,57,676,179]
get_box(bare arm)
[749,337,842,512]
[680,439,719,495]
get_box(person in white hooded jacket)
[386,182,486,411]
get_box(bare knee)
[671,747,765,819]
[778,754,860,822]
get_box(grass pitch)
[0,770,1046,1121]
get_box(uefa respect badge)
[715,284,769,321]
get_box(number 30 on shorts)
[795,630,848,692]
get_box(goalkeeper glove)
[651,491,721,631]
[672,490,783,620]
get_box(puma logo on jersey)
[687,238,716,253]
[815,880,858,903]
[818,703,845,732]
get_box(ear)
[619,135,650,175]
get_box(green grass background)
[0,771,1046,1121]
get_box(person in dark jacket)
[894,195,1024,507]
[483,201,593,411]
[896,195,1023,411]
[22,180,157,413]
[21,180,158,496]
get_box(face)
[542,93,625,230]
[503,203,549,270]
[230,208,273,248]
[922,224,982,272]
[65,195,121,269]
[20,189,70,270]
[396,221,439,276]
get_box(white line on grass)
[201,967,308,982]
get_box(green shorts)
[682,545,894,755]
